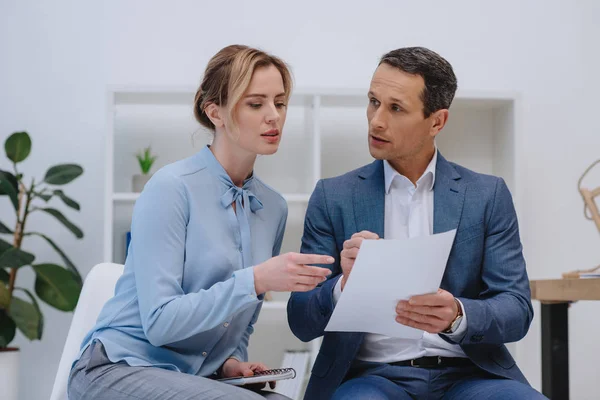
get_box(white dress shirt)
[333,148,467,363]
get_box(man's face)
[366,63,438,162]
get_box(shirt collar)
[383,146,437,194]
[199,145,255,189]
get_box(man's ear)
[430,109,449,138]
[205,103,225,128]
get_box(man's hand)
[340,231,379,291]
[220,358,275,390]
[395,289,459,334]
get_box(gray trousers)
[68,341,291,400]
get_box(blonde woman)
[68,45,333,400]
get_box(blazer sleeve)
[287,180,342,342]
[456,177,534,345]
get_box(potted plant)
[132,146,157,192]
[0,131,84,400]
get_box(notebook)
[217,368,296,387]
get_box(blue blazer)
[287,153,534,400]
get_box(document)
[325,229,457,339]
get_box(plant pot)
[0,347,19,400]
[132,174,152,193]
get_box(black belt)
[391,356,473,368]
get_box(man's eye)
[369,98,380,106]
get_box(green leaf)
[0,309,16,347]
[0,247,35,269]
[53,190,80,211]
[0,238,13,256]
[32,264,81,311]
[14,287,43,340]
[26,232,82,285]
[34,192,52,202]
[0,170,19,211]
[43,164,83,185]
[0,268,9,282]
[35,208,83,238]
[0,220,12,234]
[0,283,9,308]
[9,292,42,340]
[5,131,31,163]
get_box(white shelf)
[112,192,310,203]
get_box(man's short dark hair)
[379,47,458,118]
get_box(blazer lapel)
[433,153,465,234]
[353,160,386,239]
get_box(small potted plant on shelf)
[0,131,84,400]
[132,146,157,193]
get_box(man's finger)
[408,293,449,306]
[351,231,379,240]
[291,253,335,265]
[343,237,363,249]
[340,248,358,260]
[395,316,439,333]
[396,309,445,325]
[397,302,446,318]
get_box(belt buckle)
[410,357,442,367]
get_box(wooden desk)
[530,278,600,400]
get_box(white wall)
[1,1,599,399]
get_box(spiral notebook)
[217,368,296,386]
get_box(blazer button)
[202,351,208,357]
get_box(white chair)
[49,262,124,400]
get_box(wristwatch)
[442,298,464,334]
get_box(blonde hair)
[194,45,293,131]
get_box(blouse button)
[202,351,207,357]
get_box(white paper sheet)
[325,229,457,339]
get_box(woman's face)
[225,64,288,155]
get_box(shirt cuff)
[234,267,259,298]
[332,277,343,305]
[445,298,468,340]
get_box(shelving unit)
[104,85,520,396]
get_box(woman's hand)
[253,252,334,295]
[220,358,275,390]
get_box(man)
[287,47,545,399]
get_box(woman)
[68,45,334,400]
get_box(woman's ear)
[205,103,225,128]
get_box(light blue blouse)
[77,145,288,376]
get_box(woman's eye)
[275,103,287,109]
[249,103,262,109]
